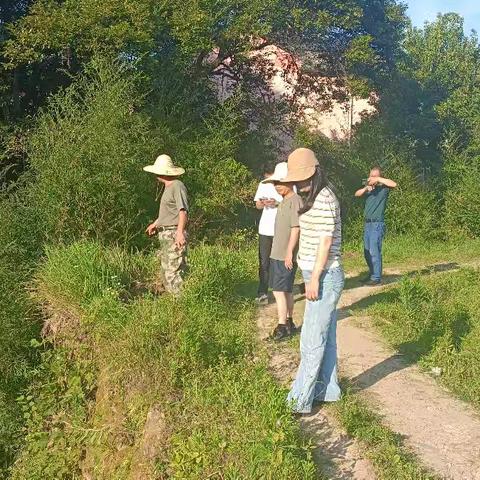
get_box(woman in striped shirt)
[282,148,345,414]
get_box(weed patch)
[9,241,316,479]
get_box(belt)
[157,225,177,232]
[365,219,384,223]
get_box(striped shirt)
[297,186,342,271]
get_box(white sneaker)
[255,294,269,305]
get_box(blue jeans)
[287,266,345,413]
[364,221,385,282]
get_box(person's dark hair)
[262,163,275,176]
[298,165,328,215]
[371,165,382,175]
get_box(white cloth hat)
[261,162,289,183]
[143,154,185,176]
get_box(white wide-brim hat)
[143,154,185,176]
[262,162,289,183]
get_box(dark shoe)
[150,278,166,295]
[286,317,297,335]
[365,279,381,286]
[271,324,289,342]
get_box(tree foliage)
[3,0,407,116]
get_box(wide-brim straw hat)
[262,162,289,183]
[281,148,319,182]
[143,154,185,176]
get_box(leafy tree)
[404,14,479,100]
[358,13,480,175]
[4,0,408,113]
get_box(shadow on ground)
[344,261,461,291]
[348,354,410,392]
[338,261,463,390]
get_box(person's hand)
[264,198,276,208]
[285,252,294,270]
[146,223,158,237]
[305,276,320,301]
[366,185,374,193]
[175,230,187,248]
[367,176,380,186]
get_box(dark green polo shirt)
[364,185,390,222]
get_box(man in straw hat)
[144,154,188,295]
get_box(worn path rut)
[257,263,480,480]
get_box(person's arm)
[146,212,161,236]
[369,176,397,188]
[354,185,372,197]
[264,198,280,208]
[305,236,333,301]
[284,227,300,270]
[146,222,158,236]
[254,183,267,210]
[175,209,188,248]
[173,183,189,247]
[378,177,397,188]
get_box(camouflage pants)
[157,229,187,295]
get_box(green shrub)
[0,197,42,474]
[0,264,39,477]
[443,150,480,238]
[24,58,157,247]
[171,97,256,238]
[382,160,439,237]
[293,127,440,241]
[11,344,96,480]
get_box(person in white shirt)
[254,164,283,304]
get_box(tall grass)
[10,241,316,479]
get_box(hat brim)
[262,174,287,184]
[280,166,316,183]
[143,165,185,176]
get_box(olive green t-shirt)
[270,193,303,261]
[155,180,189,227]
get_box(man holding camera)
[355,166,397,286]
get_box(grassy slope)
[338,236,480,478]
[345,235,480,409]
[8,235,480,479]
[358,268,480,409]
[9,241,317,480]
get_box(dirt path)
[258,263,480,480]
[258,303,376,480]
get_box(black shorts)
[269,259,297,292]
